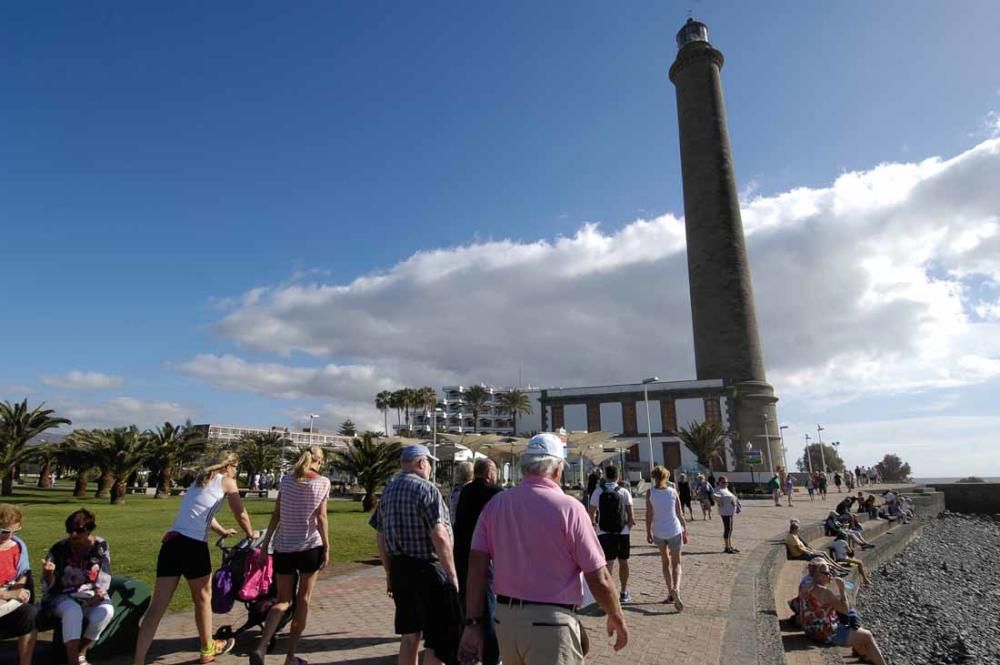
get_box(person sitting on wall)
[835,495,856,516]
[784,520,849,574]
[798,559,887,665]
[824,512,873,550]
[862,495,880,520]
[829,533,871,586]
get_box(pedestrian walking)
[784,474,795,506]
[712,476,742,554]
[252,446,331,665]
[588,466,635,603]
[134,451,257,665]
[834,472,842,493]
[370,444,461,665]
[695,473,714,520]
[677,472,694,521]
[453,458,503,665]
[769,473,782,506]
[818,473,828,500]
[449,461,475,526]
[645,465,687,611]
[458,433,628,665]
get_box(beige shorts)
[653,534,684,551]
[495,602,584,665]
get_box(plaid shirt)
[369,470,452,561]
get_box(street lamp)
[308,414,320,434]
[426,407,444,483]
[831,441,841,471]
[804,433,813,473]
[778,425,789,471]
[746,441,756,485]
[641,377,659,478]
[816,425,828,474]
[760,412,774,473]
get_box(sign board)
[746,450,763,465]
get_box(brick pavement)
[106,487,893,665]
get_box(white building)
[192,423,351,450]
[399,385,543,436]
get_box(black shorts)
[274,546,324,575]
[0,601,37,639]
[598,533,631,561]
[156,532,212,579]
[389,555,462,663]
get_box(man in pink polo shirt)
[457,433,628,664]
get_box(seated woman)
[783,521,849,574]
[825,512,873,549]
[829,534,871,586]
[863,495,880,519]
[0,504,36,665]
[42,508,114,665]
[798,559,887,665]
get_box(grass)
[5,483,378,612]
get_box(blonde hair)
[651,465,670,489]
[294,446,324,481]
[196,451,239,487]
[455,461,474,485]
[0,504,22,528]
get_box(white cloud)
[178,139,1000,466]
[41,371,124,391]
[53,397,194,430]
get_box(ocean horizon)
[914,477,1000,484]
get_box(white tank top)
[169,474,227,541]
[649,486,684,539]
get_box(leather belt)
[496,594,576,612]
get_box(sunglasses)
[68,526,93,535]
[0,527,19,536]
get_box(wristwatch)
[463,617,485,626]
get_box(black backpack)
[597,484,627,534]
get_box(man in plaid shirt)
[370,444,461,665]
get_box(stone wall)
[927,482,1000,514]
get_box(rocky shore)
[856,512,1000,664]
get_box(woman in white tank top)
[134,451,257,665]
[645,465,688,611]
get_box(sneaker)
[673,590,684,612]
[664,592,674,604]
[619,591,631,604]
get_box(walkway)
[115,486,897,665]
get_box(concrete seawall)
[927,482,1000,514]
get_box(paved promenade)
[114,487,893,665]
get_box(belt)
[496,594,576,612]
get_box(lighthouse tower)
[669,19,781,471]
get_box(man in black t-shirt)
[453,458,502,665]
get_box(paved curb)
[720,529,785,665]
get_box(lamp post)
[778,425,789,471]
[746,441,755,485]
[804,433,813,473]
[831,441,841,472]
[760,412,774,473]
[816,425,827,474]
[426,408,443,483]
[308,413,320,434]
[641,377,659,478]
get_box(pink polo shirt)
[470,474,606,605]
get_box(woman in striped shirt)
[252,446,330,665]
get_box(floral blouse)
[798,577,839,643]
[42,537,112,602]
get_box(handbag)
[237,548,274,601]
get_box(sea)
[914,477,1000,484]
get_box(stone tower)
[669,19,781,472]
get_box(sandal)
[200,638,236,664]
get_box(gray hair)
[520,455,563,477]
[473,458,495,478]
[455,461,474,484]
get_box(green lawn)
[5,484,378,612]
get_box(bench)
[239,489,269,499]
[125,486,147,494]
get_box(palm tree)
[375,390,393,437]
[401,387,418,431]
[233,431,285,484]
[28,441,60,488]
[496,389,533,436]
[677,420,728,470]
[0,400,71,496]
[329,433,401,512]
[463,385,490,434]
[58,430,100,498]
[91,426,153,505]
[147,421,208,498]
[389,390,405,432]
[416,386,438,411]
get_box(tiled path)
[107,486,900,665]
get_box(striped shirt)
[369,471,451,561]
[273,473,331,553]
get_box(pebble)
[856,514,1000,664]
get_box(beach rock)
[856,514,1000,664]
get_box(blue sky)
[3,2,1000,475]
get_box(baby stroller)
[211,530,296,652]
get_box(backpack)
[211,566,236,614]
[597,484,627,534]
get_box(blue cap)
[401,443,438,462]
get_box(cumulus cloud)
[183,139,1000,419]
[40,370,124,391]
[53,397,194,430]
